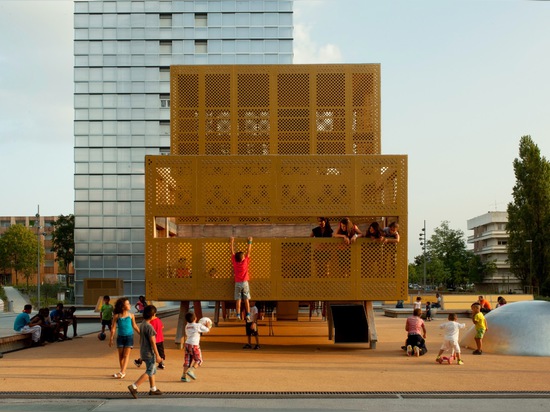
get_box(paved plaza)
[2,306,550,390]
[1,299,550,410]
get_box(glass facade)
[74,0,293,303]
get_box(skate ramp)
[460,300,550,356]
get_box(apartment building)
[0,216,69,287]
[467,211,521,293]
[73,0,294,303]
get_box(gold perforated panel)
[145,64,406,302]
[145,238,406,301]
[171,65,380,155]
[145,155,406,219]
[145,154,408,300]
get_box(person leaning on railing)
[334,217,362,245]
[310,217,333,238]
[382,222,400,243]
[364,221,385,242]
[311,217,333,278]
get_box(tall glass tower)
[73,0,293,303]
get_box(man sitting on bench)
[63,305,80,338]
[14,304,43,346]
[50,303,79,340]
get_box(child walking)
[135,306,166,369]
[230,236,253,321]
[471,302,488,355]
[243,301,261,350]
[436,313,466,365]
[181,312,211,382]
[128,305,163,398]
[100,295,113,334]
[135,295,146,314]
[109,297,140,379]
[425,301,432,321]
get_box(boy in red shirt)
[230,236,253,321]
[134,306,166,369]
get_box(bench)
[384,307,471,318]
[429,309,471,318]
[441,294,533,311]
[382,294,440,308]
[0,332,33,354]
[383,308,414,318]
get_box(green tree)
[0,244,9,282]
[507,136,550,295]
[0,225,43,287]
[426,221,470,288]
[50,214,75,276]
[467,253,496,285]
[426,255,449,287]
[411,253,449,288]
[410,222,494,290]
[407,263,420,285]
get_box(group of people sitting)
[310,217,400,244]
[478,294,507,314]
[13,302,79,345]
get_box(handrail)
[146,237,406,302]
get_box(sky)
[0,0,549,260]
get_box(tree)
[409,221,500,291]
[426,221,470,288]
[507,136,550,295]
[425,255,449,287]
[407,263,419,285]
[467,254,496,285]
[0,224,43,286]
[411,253,449,287]
[50,214,75,276]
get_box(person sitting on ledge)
[63,305,80,338]
[51,303,79,340]
[14,304,43,346]
[30,308,58,343]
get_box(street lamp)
[526,239,533,294]
[35,205,41,309]
[419,220,427,290]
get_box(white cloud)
[293,0,343,65]
[293,23,342,64]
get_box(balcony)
[147,237,406,301]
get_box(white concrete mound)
[460,300,550,356]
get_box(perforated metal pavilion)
[144,64,408,347]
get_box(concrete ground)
[1,308,550,394]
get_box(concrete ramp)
[329,303,369,344]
